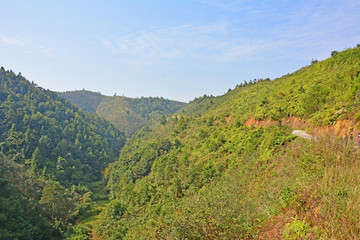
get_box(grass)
[255,136,360,239]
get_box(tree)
[160,115,167,125]
[331,50,339,57]
[31,147,41,168]
[39,181,74,226]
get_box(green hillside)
[2,45,360,239]
[93,46,360,239]
[97,96,186,137]
[0,69,126,185]
[0,68,126,239]
[59,91,186,137]
[59,90,104,114]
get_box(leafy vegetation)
[0,153,56,239]
[0,68,125,238]
[0,68,125,185]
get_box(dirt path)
[292,130,313,140]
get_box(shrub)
[283,216,311,240]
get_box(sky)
[1,0,360,102]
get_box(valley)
[1,46,360,239]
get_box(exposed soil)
[244,116,309,129]
[225,115,234,124]
[245,117,360,145]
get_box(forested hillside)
[59,90,104,114]
[59,91,186,137]
[0,68,126,239]
[90,46,360,239]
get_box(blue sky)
[1,0,359,102]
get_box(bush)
[283,216,311,240]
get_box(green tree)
[160,115,167,125]
[40,181,74,226]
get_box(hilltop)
[59,90,104,114]
[59,90,186,137]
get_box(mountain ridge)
[59,90,186,137]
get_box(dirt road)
[292,130,313,140]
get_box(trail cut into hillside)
[245,116,360,144]
[292,130,313,140]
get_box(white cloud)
[0,36,27,46]
[0,35,54,57]
[99,0,360,67]
[100,21,248,64]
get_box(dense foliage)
[93,46,360,239]
[0,68,126,238]
[0,153,56,239]
[1,151,97,239]
[0,68,125,185]
[60,91,186,137]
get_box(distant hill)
[59,90,103,114]
[59,91,186,137]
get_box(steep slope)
[93,46,360,239]
[175,78,270,118]
[212,48,360,127]
[59,91,187,137]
